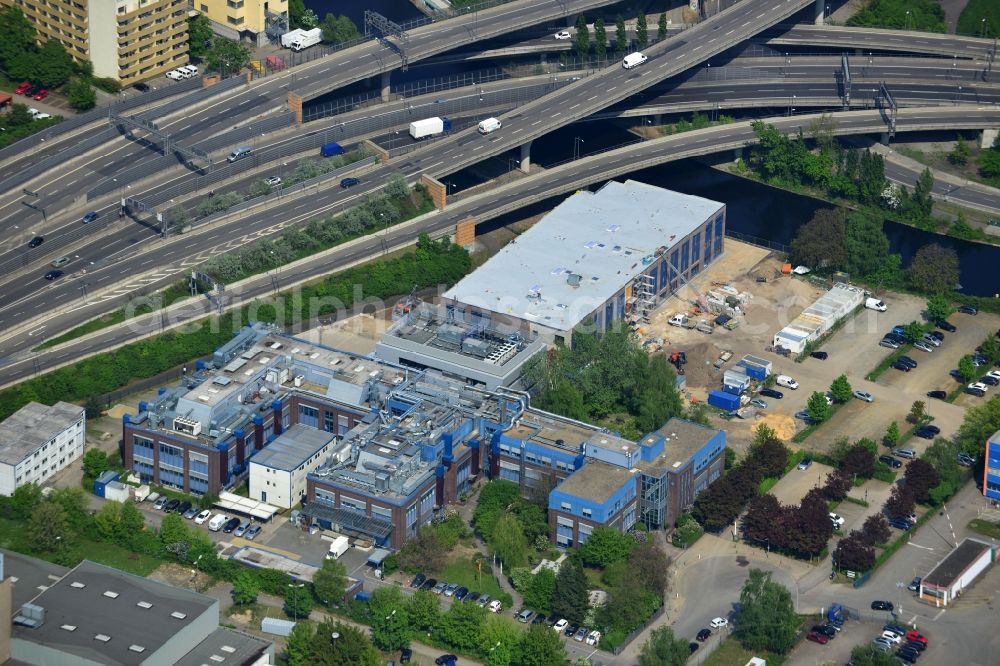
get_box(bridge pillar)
[880,132,891,145]
[519,141,532,173]
[982,128,998,149]
[814,0,826,25]
[733,147,743,161]
[381,71,391,102]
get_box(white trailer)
[132,484,151,502]
[281,28,322,51]
[325,535,350,560]
[408,117,452,139]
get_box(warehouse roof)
[249,424,335,472]
[0,401,83,466]
[443,180,723,332]
[1,549,69,610]
[554,460,636,504]
[642,418,721,471]
[922,538,993,588]
[174,627,272,665]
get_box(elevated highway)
[1,105,997,389]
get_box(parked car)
[586,630,601,645]
[884,622,907,636]
[806,631,829,644]
[898,356,918,368]
[455,587,469,601]
[163,499,180,512]
[872,638,892,652]
[889,517,913,530]
[696,628,712,642]
[466,591,481,603]
[709,617,728,629]
[929,330,945,341]
[574,627,588,641]
[517,609,535,623]
[264,175,282,187]
[811,624,836,638]
[565,622,580,637]
[879,337,900,349]
[400,647,412,663]
[809,351,828,360]
[421,578,437,591]
[905,630,928,645]
[908,576,922,591]
[749,398,767,409]
[981,375,1000,386]
[194,509,211,524]
[904,639,926,652]
[689,642,700,653]
[871,600,894,611]
[937,320,957,332]
[959,305,978,315]
[432,581,447,594]
[475,593,490,606]
[829,512,845,528]
[967,382,988,397]
[245,524,262,540]
[913,427,936,439]
[759,387,783,399]
[893,448,917,459]
[222,517,241,533]
[133,81,150,92]
[797,457,813,470]
[794,410,813,422]
[926,390,947,400]
[176,500,192,515]
[897,647,920,662]
[234,521,251,537]
[879,455,902,469]
[532,613,546,625]
[443,583,459,597]
[182,506,200,519]
[435,655,457,666]
[853,390,874,402]
[487,600,502,613]
[881,630,902,644]
[775,375,798,389]
[411,573,426,588]
[921,333,941,347]
[32,89,48,101]
[340,177,360,188]
[15,82,31,94]
[913,341,933,353]
[553,619,569,632]
[890,360,911,372]
[957,453,976,467]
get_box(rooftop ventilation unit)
[70,581,86,588]
[173,416,202,437]
[60,624,77,632]
[102,591,119,599]
[136,601,152,609]
[95,634,111,642]
[171,611,187,620]
[129,645,146,653]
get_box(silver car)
[50,256,72,268]
[913,341,933,353]
[922,334,941,347]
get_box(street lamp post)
[573,136,584,160]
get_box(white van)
[622,52,648,69]
[775,375,799,390]
[208,514,229,532]
[179,64,199,78]
[478,117,501,134]
[227,146,252,163]
[865,297,887,312]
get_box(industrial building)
[442,180,725,347]
[194,0,288,47]
[0,401,85,496]
[772,283,865,354]
[983,429,1000,502]
[248,424,337,509]
[1,554,273,665]
[918,538,995,607]
[2,0,190,83]
[123,324,724,550]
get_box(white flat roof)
[443,180,723,332]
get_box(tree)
[0,6,36,68]
[861,514,891,546]
[594,18,607,61]
[285,621,314,666]
[823,470,853,501]
[884,421,900,447]
[397,525,447,573]
[980,336,1000,365]
[902,321,926,344]
[910,168,935,219]
[980,141,1000,179]
[36,40,75,87]
[636,13,648,49]
[205,37,251,76]
[844,211,890,279]
[807,391,830,423]
[232,570,259,605]
[956,396,1000,456]
[885,485,915,520]
[957,354,977,383]
[850,644,901,666]
[829,375,852,403]
[326,621,381,666]
[368,586,409,651]
[320,14,359,44]
[523,567,556,613]
[926,294,953,322]
[579,527,634,567]
[481,613,520,666]
[473,479,520,539]
[671,512,704,547]
[788,488,833,556]
[789,208,847,270]
[949,136,970,166]
[159,513,189,551]
[751,423,778,448]
[492,514,529,569]
[574,15,590,60]
[67,78,96,111]
[747,437,789,478]
[735,569,799,654]
[658,13,668,41]
[313,558,348,606]
[187,14,214,59]
[615,15,627,56]
[638,626,690,666]
[437,600,487,654]
[629,542,668,597]
[742,493,782,546]
[284,584,313,620]
[551,559,589,624]
[904,459,940,503]
[841,445,876,480]
[406,589,440,633]
[28,501,68,552]
[519,622,567,666]
[833,531,875,572]
[82,448,109,478]
[909,243,959,294]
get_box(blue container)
[93,470,120,498]
[441,117,452,131]
[722,383,743,396]
[708,390,740,411]
[738,361,768,382]
[355,591,371,602]
[320,142,344,157]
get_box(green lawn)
[701,636,786,666]
[439,556,504,600]
[968,519,1000,540]
[0,517,163,577]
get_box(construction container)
[739,354,772,380]
[104,481,130,503]
[94,470,120,498]
[723,368,751,394]
[708,390,740,411]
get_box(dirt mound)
[759,413,796,441]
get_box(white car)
[180,64,198,77]
[709,617,728,629]
[880,630,902,644]
[33,113,52,120]
[165,69,185,80]
[488,600,502,613]
[194,509,212,524]
[264,175,282,186]
[829,512,845,528]
[987,370,1000,382]
[553,619,568,632]
[586,630,601,646]
[775,375,798,390]
[853,390,874,403]
[554,30,571,40]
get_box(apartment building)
[0,401,85,496]
[194,0,288,46]
[5,0,189,83]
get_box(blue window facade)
[714,215,724,255]
[133,436,154,463]
[324,412,334,433]
[986,436,1000,501]
[299,405,319,428]
[703,223,713,263]
[691,234,701,269]
[659,260,668,293]
[681,241,690,272]
[159,443,183,470]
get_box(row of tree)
[846,0,947,33]
[805,374,853,423]
[742,488,832,558]
[571,13,669,61]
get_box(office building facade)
[0,401,85,497]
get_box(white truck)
[668,314,696,329]
[865,297,887,312]
[281,28,322,52]
[132,485,151,502]
[409,116,452,140]
[325,535,350,560]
